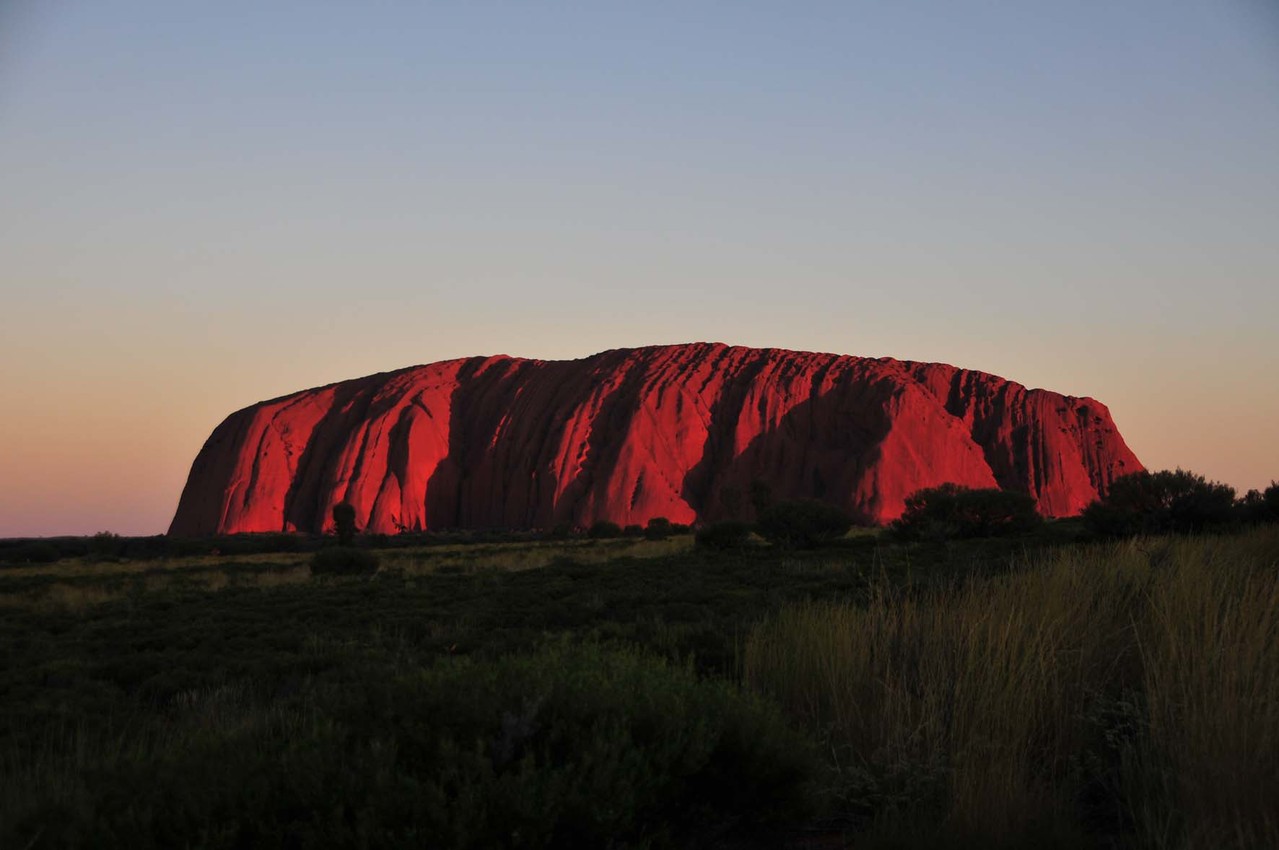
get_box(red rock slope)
[168,343,1143,535]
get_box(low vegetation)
[744,528,1279,848]
[331,501,358,545]
[310,545,380,577]
[694,520,753,550]
[588,520,624,539]
[2,468,1277,847]
[892,483,1042,541]
[4,643,814,849]
[1083,469,1274,537]
[756,500,854,549]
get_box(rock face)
[169,343,1143,535]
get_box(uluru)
[168,343,1143,536]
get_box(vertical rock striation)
[169,343,1142,535]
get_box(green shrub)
[162,537,214,557]
[1083,469,1236,537]
[51,537,90,559]
[311,546,379,577]
[644,516,674,540]
[6,644,816,849]
[695,521,753,550]
[90,531,125,559]
[547,522,575,539]
[1236,482,1279,525]
[893,484,1041,540]
[6,541,60,564]
[587,520,623,539]
[756,500,852,549]
[332,502,357,545]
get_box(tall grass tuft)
[1135,534,1279,847]
[743,527,1279,848]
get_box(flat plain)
[2,524,1276,848]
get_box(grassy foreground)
[1,527,1276,847]
[745,528,1279,848]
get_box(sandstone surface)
[169,343,1143,535]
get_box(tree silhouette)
[332,502,357,545]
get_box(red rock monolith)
[168,343,1142,535]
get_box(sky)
[2,1,1277,537]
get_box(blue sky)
[2,1,1277,534]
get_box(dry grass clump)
[5,550,309,580]
[0,564,312,612]
[1137,534,1279,847]
[743,527,1279,848]
[381,534,692,575]
[0,537,691,611]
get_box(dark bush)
[695,521,753,550]
[118,536,169,560]
[893,484,1042,541]
[1082,469,1237,537]
[51,537,90,559]
[332,502,357,545]
[644,516,673,540]
[213,534,311,557]
[1236,482,1279,525]
[588,520,623,539]
[756,500,852,549]
[6,542,60,564]
[163,537,217,558]
[623,524,644,537]
[1236,490,1269,524]
[89,531,125,560]
[311,546,379,577]
[9,645,816,848]
[547,522,575,540]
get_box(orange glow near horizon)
[2,4,1276,536]
[2,330,1275,538]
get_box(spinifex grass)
[2,644,816,849]
[0,536,695,611]
[3,525,1273,847]
[743,527,1279,848]
[1135,534,1279,848]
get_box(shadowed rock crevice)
[280,376,384,533]
[681,349,773,517]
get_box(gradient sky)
[2,1,1277,537]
